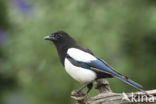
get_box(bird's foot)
[71,89,86,96]
[71,89,88,101]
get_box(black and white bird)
[44,31,144,94]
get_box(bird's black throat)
[52,36,78,66]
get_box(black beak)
[44,35,56,40]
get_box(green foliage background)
[0,0,156,104]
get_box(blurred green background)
[0,0,156,104]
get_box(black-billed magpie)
[44,31,145,94]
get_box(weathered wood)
[71,79,156,104]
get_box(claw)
[71,89,86,97]
[71,89,88,101]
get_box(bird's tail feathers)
[115,74,143,91]
[115,75,149,95]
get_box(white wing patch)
[64,58,96,83]
[67,48,96,62]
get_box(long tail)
[91,58,147,94]
[114,74,148,95]
[115,75,142,90]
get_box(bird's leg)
[86,82,93,94]
[76,82,93,94]
[71,82,94,98]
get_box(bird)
[44,30,145,95]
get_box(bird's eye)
[56,34,63,39]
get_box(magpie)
[44,31,145,94]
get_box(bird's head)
[44,31,76,48]
[44,31,67,41]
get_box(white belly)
[64,58,96,83]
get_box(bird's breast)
[64,58,96,83]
